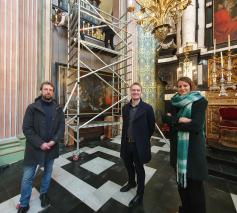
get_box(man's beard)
[42,94,53,102]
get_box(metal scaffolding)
[63,0,134,156]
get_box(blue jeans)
[19,159,54,207]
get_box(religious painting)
[56,64,119,114]
[213,0,237,44]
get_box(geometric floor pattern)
[0,135,236,213]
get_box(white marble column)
[176,19,182,53]
[197,0,205,48]
[182,0,196,46]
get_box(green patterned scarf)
[171,91,203,188]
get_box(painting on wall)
[57,64,119,114]
[214,0,237,44]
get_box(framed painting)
[56,63,119,115]
[213,0,237,44]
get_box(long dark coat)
[22,96,65,165]
[120,100,155,164]
[163,97,208,180]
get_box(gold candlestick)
[226,50,236,90]
[228,34,230,52]
[210,55,220,91]
[219,52,228,96]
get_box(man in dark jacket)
[120,82,155,208]
[17,81,65,213]
[101,22,115,50]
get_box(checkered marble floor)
[0,136,236,213]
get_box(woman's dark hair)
[177,77,195,91]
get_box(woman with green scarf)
[163,77,208,213]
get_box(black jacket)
[22,96,65,165]
[120,100,155,164]
[162,97,208,180]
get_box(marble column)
[182,0,196,47]
[176,20,182,53]
[197,0,205,48]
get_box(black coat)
[120,100,155,164]
[162,97,208,181]
[22,96,65,165]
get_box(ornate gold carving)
[208,53,237,88]
[128,0,191,43]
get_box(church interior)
[0,0,237,212]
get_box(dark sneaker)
[40,193,50,207]
[17,205,30,213]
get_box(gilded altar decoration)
[219,52,228,96]
[177,44,196,81]
[127,0,191,43]
[208,52,237,95]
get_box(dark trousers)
[178,178,206,213]
[123,143,145,196]
[104,29,115,50]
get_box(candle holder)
[225,51,236,90]
[210,55,220,91]
[219,66,228,96]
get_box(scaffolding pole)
[65,0,134,157]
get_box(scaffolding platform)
[70,121,121,129]
[80,40,124,56]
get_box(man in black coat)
[101,22,115,50]
[17,81,65,213]
[120,82,155,208]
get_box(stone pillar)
[197,0,205,48]
[182,0,196,46]
[176,19,182,52]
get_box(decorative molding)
[206,2,212,7]
[206,23,212,28]
[158,55,178,64]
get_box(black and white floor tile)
[0,136,236,213]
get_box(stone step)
[0,145,25,157]
[0,137,19,145]
[0,149,24,166]
[206,142,237,182]
[206,149,237,167]
[0,142,22,150]
[208,159,237,182]
[207,141,237,155]
[0,136,25,166]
